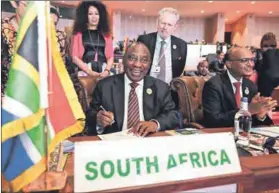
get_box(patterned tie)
[157,40,166,82]
[127,82,140,129]
[233,82,241,108]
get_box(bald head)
[227,47,252,61]
[124,42,151,82]
[226,47,255,80]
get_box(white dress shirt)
[227,70,243,97]
[96,74,160,134]
[122,74,145,131]
[227,71,266,121]
[150,33,173,84]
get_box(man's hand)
[96,110,114,128]
[249,93,277,117]
[128,121,158,137]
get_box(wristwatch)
[104,69,110,74]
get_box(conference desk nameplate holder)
[74,132,242,192]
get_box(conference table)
[62,127,279,193]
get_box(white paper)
[98,130,141,141]
[251,126,279,138]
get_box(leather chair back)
[171,76,206,125]
[271,86,279,108]
[78,76,98,110]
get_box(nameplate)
[74,132,241,192]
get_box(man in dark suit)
[184,60,215,80]
[137,7,187,85]
[86,42,178,136]
[203,47,277,128]
[209,50,225,73]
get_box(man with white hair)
[137,7,187,85]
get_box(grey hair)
[158,7,180,23]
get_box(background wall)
[115,10,206,42]
[253,17,279,47]
[231,15,279,47]
[231,15,248,46]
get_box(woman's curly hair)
[72,1,110,36]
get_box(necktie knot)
[233,82,241,89]
[161,40,166,46]
[130,82,139,89]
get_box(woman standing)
[71,1,113,78]
[257,32,279,96]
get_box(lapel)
[149,33,157,65]
[242,79,252,102]
[171,36,178,75]
[112,74,125,131]
[143,76,156,120]
[221,72,237,108]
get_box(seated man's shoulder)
[146,75,169,88]
[206,73,222,83]
[204,73,223,89]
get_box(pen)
[100,105,115,124]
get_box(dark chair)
[171,76,206,129]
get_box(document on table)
[250,126,279,138]
[98,130,141,141]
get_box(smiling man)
[86,42,178,136]
[202,47,277,128]
[137,7,187,84]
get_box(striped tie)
[127,82,140,129]
[157,40,166,82]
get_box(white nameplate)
[74,132,241,192]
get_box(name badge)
[154,66,160,73]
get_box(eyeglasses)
[262,45,276,48]
[229,58,256,64]
[263,136,278,154]
[127,55,149,64]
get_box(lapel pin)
[146,88,152,95]
[245,87,249,95]
[173,45,177,49]
[178,56,182,60]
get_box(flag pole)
[37,1,49,189]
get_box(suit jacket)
[209,60,225,73]
[86,74,179,135]
[202,72,273,128]
[137,32,187,79]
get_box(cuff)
[150,119,161,131]
[96,124,104,135]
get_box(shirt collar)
[227,70,243,84]
[124,74,144,87]
[156,33,171,45]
